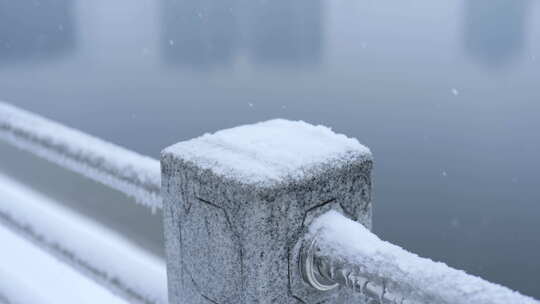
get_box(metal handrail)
[1,101,538,304]
[0,172,167,304]
[0,101,167,304]
[302,211,539,304]
[0,101,162,210]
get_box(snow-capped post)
[160,120,373,304]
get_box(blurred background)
[0,0,539,298]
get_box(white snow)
[0,226,128,304]
[0,173,167,304]
[164,119,372,186]
[310,210,539,304]
[0,101,162,209]
[0,268,47,304]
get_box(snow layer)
[164,119,372,186]
[0,268,46,304]
[0,226,127,304]
[0,173,167,304]
[310,211,539,304]
[0,101,161,209]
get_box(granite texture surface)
[161,120,373,304]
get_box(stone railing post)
[160,119,373,304]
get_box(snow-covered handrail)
[0,173,167,304]
[159,119,539,304]
[303,211,539,304]
[0,101,162,210]
[1,111,537,304]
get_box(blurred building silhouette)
[0,0,75,65]
[246,0,322,66]
[464,0,531,67]
[161,0,323,69]
[161,0,239,68]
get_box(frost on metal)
[163,119,372,187]
[0,173,167,304]
[310,211,539,304]
[0,101,161,209]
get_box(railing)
[0,102,161,209]
[302,211,538,304]
[0,102,166,304]
[0,101,537,304]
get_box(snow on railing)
[0,268,45,304]
[0,104,538,304]
[0,222,134,304]
[304,211,538,304]
[0,101,165,303]
[0,173,167,304]
[0,101,162,210]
